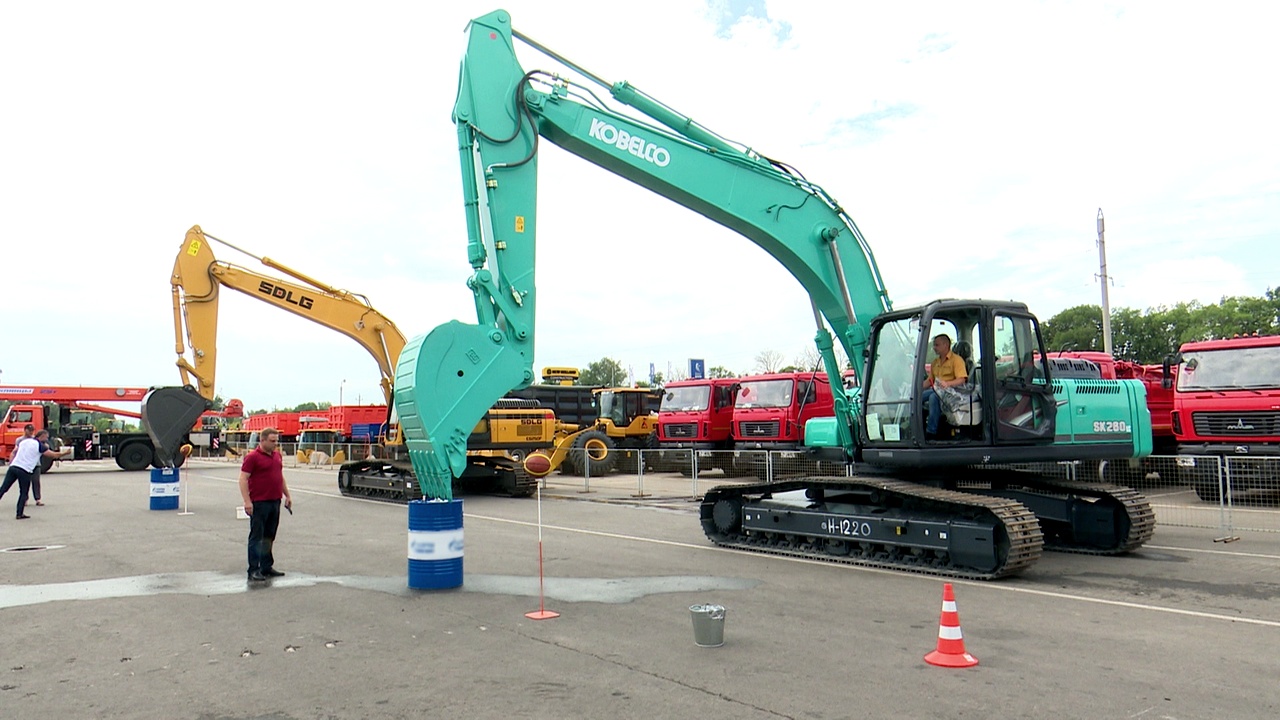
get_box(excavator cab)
[858,299,1056,467]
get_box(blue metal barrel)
[407,499,464,589]
[149,467,179,510]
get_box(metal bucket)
[689,603,726,647]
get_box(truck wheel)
[1192,480,1221,502]
[1181,465,1221,502]
[116,442,153,472]
[569,430,617,476]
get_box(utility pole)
[1095,208,1113,356]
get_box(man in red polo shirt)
[239,428,293,582]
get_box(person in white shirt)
[1,430,69,519]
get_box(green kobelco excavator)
[393,9,1155,579]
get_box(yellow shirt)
[930,352,968,384]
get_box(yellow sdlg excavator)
[141,225,556,498]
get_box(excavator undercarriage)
[701,468,1154,579]
[338,453,537,503]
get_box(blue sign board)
[689,358,705,379]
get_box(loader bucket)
[142,385,211,468]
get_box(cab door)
[990,311,1055,443]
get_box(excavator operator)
[921,334,968,438]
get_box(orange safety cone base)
[925,649,978,668]
[924,582,978,668]
[525,610,560,620]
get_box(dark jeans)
[923,387,942,434]
[0,465,33,517]
[247,499,281,575]
[31,467,41,501]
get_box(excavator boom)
[144,225,556,495]
[169,225,404,405]
[145,226,406,466]
[396,10,891,495]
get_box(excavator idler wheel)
[711,497,744,534]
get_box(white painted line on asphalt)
[966,582,1280,628]
[1144,544,1280,560]
[466,512,1280,629]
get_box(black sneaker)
[248,571,267,582]
[16,515,31,520]
[263,569,286,577]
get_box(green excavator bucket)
[141,385,211,468]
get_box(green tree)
[1041,304,1107,355]
[289,401,333,412]
[707,366,736,378]
[1110,307,1172,362]
[1199,292,1280,339]
[579,357,627,387]
[1042,291,1280,365]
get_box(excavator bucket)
[394,320,531,500]
[142,385,211,468]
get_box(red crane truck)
[1,385,212,471]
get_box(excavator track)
[338,459,423,504]
[700,476,1044,580]
[962,471,1155,555]
[337,457,536,502]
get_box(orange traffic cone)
[924,582,978,668]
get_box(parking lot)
[2,460,1279,719]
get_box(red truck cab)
[1,405,47,462]
[733,372,835,451]
[655,378,738,475]
[1169,335,1280,500]
[658,379,738,450]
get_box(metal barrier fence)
[220,441,380,468]
[213,443,1279,536]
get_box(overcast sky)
[2,1,1275,411]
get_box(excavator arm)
[396,10,892,495]
[145,225,407,466]
[171,225,405,405]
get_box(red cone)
[924,583,978,668]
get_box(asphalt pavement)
[1,459,1278,719]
